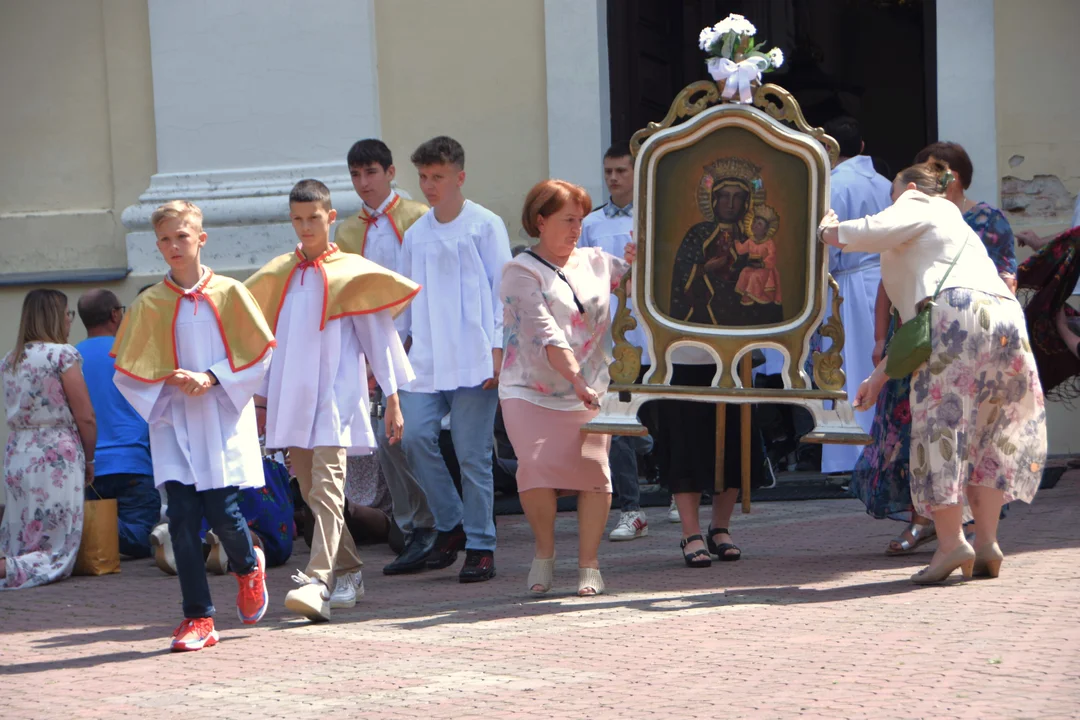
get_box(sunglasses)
[65,310,76,321]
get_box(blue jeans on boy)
[87,473,160,558]
[399,385,498,552]
[165,482,257,619]
[609,434,654,513]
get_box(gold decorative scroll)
[609,272,642,385]
[629,80,840,168]
[812,273,846,392]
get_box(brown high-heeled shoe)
[910,541,975,585]
[972,542,1004,578]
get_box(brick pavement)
[2,475,1079,720]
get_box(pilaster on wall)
[936,0,997,205]
[544,0,611,208]
[122,0,381,275]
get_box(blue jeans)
[87,473,160,559]
[165,482,257,619]
[399,386,498,551]
[609,434,654,512]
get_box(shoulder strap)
[932,233,971,300]
[523,249,585,314]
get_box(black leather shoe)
[426,524,467,569]
[458,549,496,583]
[382,527,438,575]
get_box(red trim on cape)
[325,284,422,322]
[112,269,275,382]
[361,194,404,253]
[269,244,340,333]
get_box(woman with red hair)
[500,179,635,597]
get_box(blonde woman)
[500,179,634,596]
[819,160,1047,584]
[1,289,97,589]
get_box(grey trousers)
[375,415,435,536]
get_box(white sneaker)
[329,571,365,609]
[667,497,680,523]
[284,571,331,622]
[150,523,177,575]
[609,510,649,541]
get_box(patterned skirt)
[908,289,1047,516]
[849,320,913,521]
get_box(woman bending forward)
[500,179,633,597]
[819,160,1046,584]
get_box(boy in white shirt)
[247,179,418,622]
[580,143,654,542]
[397,136,512,582]
[113,201,273,652]
[334,139,438,576]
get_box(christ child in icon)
[734,204,781,306]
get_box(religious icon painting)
[628,100,834,390]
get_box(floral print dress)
[908,289,1046,515]
[1,343,85,589]
[849,203,1020,520]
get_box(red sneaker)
[235,546,268,625]
[170,617,219,652]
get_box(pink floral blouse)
[499,247,629,410]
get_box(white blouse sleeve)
[837,193,929,254]
[113,372,170,425]
[352,310,414,397]
[209,349,273,415]
[480,217,513,349]
[395,233,414,340]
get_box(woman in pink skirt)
[500,179,634,597]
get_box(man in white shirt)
[819,116,893,474]
[334,139,438,576]
[579,143,653,541]
[397,136,512,583]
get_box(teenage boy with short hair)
[247,179,418,622]
[113,201,273,651]
[580,143,654,541]
[334,139,438,575]
[397,136,512,582]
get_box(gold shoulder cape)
[111,271,276,383]
[335,194,429,257]
[244,244,421,333]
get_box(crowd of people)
[1,119,1072,652]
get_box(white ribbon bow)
[707,56,769,104]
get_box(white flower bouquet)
[698,14,784,103]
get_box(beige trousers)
[290,446,363,588]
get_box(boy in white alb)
[334,139,438,576]
[397,136,512,582]
[113,201,273,652]
[247,179,418,622]
[579,143,655,542]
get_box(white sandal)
[527,555,555,594]
[577,567,604,596]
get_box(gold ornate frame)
[587,81,870,460]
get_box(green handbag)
[884,235,969,380]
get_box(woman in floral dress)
[821,160,1046,584]
[1,289,97,589]
[850,142,1021,554]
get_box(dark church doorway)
[607,0,937,177]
